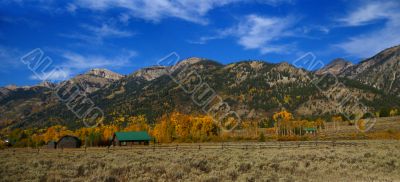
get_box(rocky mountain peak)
[58,68,124,94]
[37,81,57,88]
[178,57,204,65]
[86,68,124,80]
[4,85,18,90]
[172,57,205,70]
[4,45,400,129]
[338,45,400,96]
[377,45,400,57]
[315,58,353,75]
[131,66,168,81]
[273,61,299,72]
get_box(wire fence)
[2,141,368,154]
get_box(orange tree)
[124,115,150,132]
[272,110,293,136]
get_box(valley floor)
[0,140,399,181]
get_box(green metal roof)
[303,128,317,131]
[114,131,151,141]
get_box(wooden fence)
[2,141,368,154]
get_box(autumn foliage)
[272,110,325,136]
[6,109,398,147]
[153,112,218,142]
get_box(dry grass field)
[318,116,400,140]
[1,140,399,182]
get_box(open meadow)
[1,140,399,182]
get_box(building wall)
[112,137,120,146]
[57,137,81,148]
[47,142,57,149]
[112,138,149,146]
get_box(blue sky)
[1,0,400,86]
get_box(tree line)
[1,108,399,148]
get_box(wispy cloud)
[0,45,23,72]
[191,14,297,54]
[61,23,134,44]
[337,1,396,27]
[335,0,400,57]
[66,3,78,13]
[82,24,133,37]
[69,0,294,25]
[230,15,295,53]
[187,35,225,45]
[70,0,234,24]
[60,50,136,70]
[29,68,71,81]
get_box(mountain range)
[1,45,400,129]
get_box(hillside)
[1,46,400,129]
[315,58,353,75]
[339,45,400,97]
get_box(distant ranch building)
[57,135,81,148]
[304,128,317,136]
[47,141,57,149]
[112,131,151,146]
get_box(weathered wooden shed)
[112,131,151,146]
[47,141,57,149]
[57,135,81,148]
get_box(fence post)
[198,145,201,151]
[176,145,178,151]
[221,144,224,150]
[85,146,87,153]
[37,148,40,154]
[153,144,155,152]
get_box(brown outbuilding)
[47,141,57,149]
[57,135,81,148]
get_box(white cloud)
[234,15,294,51]
[81,24,133,37]
[336,25,400,58]
[61,23,134,44]
[187,35,225,45]
[70,0,236,24]
[3,0,295,26]
[336,1,400,57]
[0,46,23,71]
[70,0,293,24]
[66,3,77,13]
[60,50,136,70]
[194,14,296,54]
[337,1,396,27]
[30,68,71,81]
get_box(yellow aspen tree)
[273,110,293,136]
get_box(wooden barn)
[112,131,151,146]
[57,135,81,148]
[47,141,57,149]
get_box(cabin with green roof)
[303,128,317,135]
[112,131,151,146]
